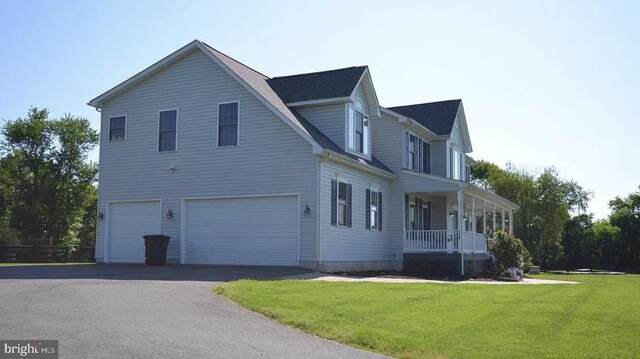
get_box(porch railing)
[404,230,488,253]
[404,230,460,252]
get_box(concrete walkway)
[282,272,580,284]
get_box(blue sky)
[1,0,638,218]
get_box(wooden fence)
[0,245,95,263]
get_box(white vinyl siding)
[297,104,346,149]
[320,161,390,262]
[96,48,318,263]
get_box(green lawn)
[215,274,640,359]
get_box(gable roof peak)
[387,99,462,136]
[266,66,368,104]
[199,41,270,79]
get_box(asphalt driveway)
[0,264,385,358]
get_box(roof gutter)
[286,97,351,107]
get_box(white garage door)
[107,201,161,263]
[183,195,299,266]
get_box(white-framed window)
[218,102,239,147]
[449,146,462,180]
[421,202,431,230]
[347,101,369,155]
[158,109,177,152]
[109,115,126,141]
[405,131,430,173]
[406,195,430,230]
[366,188,382,231]
[331,179,352,227]
[453,150,460,179]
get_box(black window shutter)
[346,184,352,227]
[378,192,383,231]
[365,189,371,230]
[331,180,337,226]
[416,138,422,172]
[405,132,410,168]
[424,142,431,174]
[404,195,409,230]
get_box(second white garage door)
[183,195,299,266]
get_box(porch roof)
[462,184,519,211]
[402,170,519,211]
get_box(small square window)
[109,116,126,141]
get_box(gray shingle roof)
[388,99,462,135]
[267,66,367,103]
[201,43,392,174]
[289,109,393,174]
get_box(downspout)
[316,153,331,270]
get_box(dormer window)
[347,100,369,155]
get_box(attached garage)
[105,200,161,263]
[181,195,299,266]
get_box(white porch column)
[492,204,496,235]
[471,196,476,253]
[501,209,506,231]
[509,209,513,233]
[457,190,464,276]
[483,200,487,236]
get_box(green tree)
[0,108,98,246]
[593,219,622,266]
[472,161,591,267]
[608,186,640,266]
[562,214,598,266]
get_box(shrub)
[488,230,532,277]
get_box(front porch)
[402,185,519,277]
[403,187,516,254]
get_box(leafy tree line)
[0,108,98,247]
[472,160,640,269]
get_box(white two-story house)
[88,40,517,277]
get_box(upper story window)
[109,116,126,141]
[449,146,463,180]
[331,179,352,227]
[405,131,430,173]
[218,102,239,147]
[158,109,177,152]
[348,101,369,155]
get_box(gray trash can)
[143,235,171,265]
